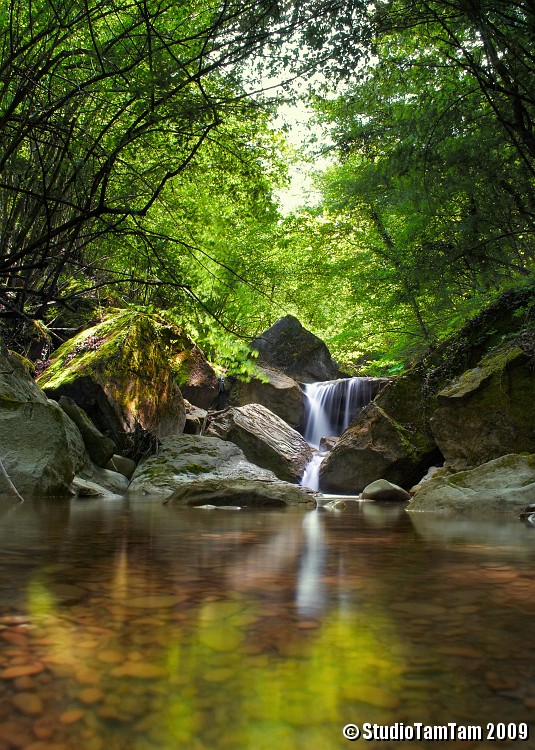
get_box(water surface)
[0,496,534,749]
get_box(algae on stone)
[37,310,219,450]
[431,344,535,471]
[407,453,535,513]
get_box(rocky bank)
[2,293,535,515]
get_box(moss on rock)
[36,310,218,452]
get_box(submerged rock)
[129,434,317,507]
[251,315,339,383]
[407,453,535,513]
[229,364,305,429]
[205,403,312,483]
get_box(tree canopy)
[1,0,534,372]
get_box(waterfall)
[300,377,374,490]
[302,377,373,449]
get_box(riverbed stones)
[229,364,305,429]
[407,453,535,513]
[205,403,312,482]
[129,434,317,507]
[251,315,339,383]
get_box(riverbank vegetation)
[1,0,534,374]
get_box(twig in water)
[0,456,25,503]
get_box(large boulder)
[251,316,338,383]
[128,434,317,507]
[0,340,89,497]
[37,310,217,453]
[164,477,316,508]
[205,403,312,483]
[319,402,433,494]
[407,453,535,513]
[58,396,116,467]
[431,346,535,471]
[229,364,305,429]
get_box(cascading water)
[300,377,374,490]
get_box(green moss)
[8,351,35,377]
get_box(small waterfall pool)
[300,377,375,490]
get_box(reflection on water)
[0,496,534,749]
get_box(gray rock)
[0,343,47,403]
[319,402,424,494]
[0,398,89,498]
[319,436,338,452]
[105,454,137,479]
[82,464,130,494]
[407,453,535,513]
[205,403,312,483]
[129,434,317,507]
[431,346,535,471]
[251,315,338,383]
[165,478,315,508]
[229,364,305,429]
[59,396,116,467]
[361,479,411,502]
[71,476,124,499]
[183,401,208,435]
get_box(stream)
[0,495,534,749]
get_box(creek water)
[0,498,535,750]
[0,496,534,749]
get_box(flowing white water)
[302,377,373,449]
[300,377,374,490]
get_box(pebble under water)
[0,496,534,750]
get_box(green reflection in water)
[0,498,534,750]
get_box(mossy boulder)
[37,310,217,453]
[338,286,535,490]
[431,345,535,471]
[251,315,339,383]
[407,453,535,513]
[319,402,435,493]
[374,371,438,458]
